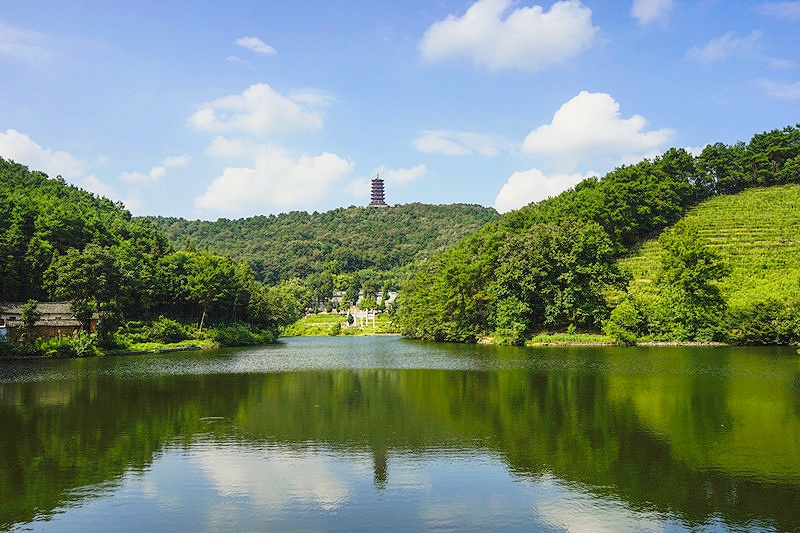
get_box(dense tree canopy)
[147,203,499,287]
[397,124,800,343]
[0,158,306,338]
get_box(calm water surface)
[1,336,799,532]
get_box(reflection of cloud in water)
[194,444,354,511]
[531,473,672,532]
[410,455,678,532]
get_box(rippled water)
[1,337,798,532]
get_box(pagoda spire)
[368,173,387,207]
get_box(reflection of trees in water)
[792,372,800,418]
[2,350,800,531]
[372,445,388,489]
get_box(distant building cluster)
[368,174,388,207]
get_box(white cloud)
[81,174,119,199]
[0,128,87,177]
[194,144,353,214]
[413,130,503,156]
[521,91,674,169]
[119,166,165,183]
[79,175,141,214]
[206,136,251,158]
[630,0,675,25]
[226,55,251,66]
[419,0,597,72]
[687,31,762,63]
[375,164,427,184]
[119,154,190,183]
[0,21,50,63]
[195,446,352,512]
[189,83,328,136]
[164,154,192,168]
[345,177,371,199]
[234,36,277,56]
[494,168,595,213]
[759,78,800,99]
[755,1,800,21]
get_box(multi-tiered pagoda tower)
[368,174,387,207]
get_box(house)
[0,301,97,342]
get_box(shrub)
[726,299,800,345]
[210,324,275,346]
[39,331,96,358]
[604,296,647,345]
[147,316,190,344]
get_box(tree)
[655,220,730,341]
[18,299,42,345]
[184,251,238,331]
[494,219,627,333]
[44,244,120,331]
[20,299,42,331]
[359,294,378,311]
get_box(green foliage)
[19,300,42,330]
[399,219,625,342]
[38,331,96,358]
[603,296,647,345]
[400,124,800,345]
[210,324,275,346]
[358,294,378,311]
[528,332,613,344]
[653,221,730,341]
[147,203,500,286]
[493,297,527,345]
[146,316,190,344]
[620,184,800,344]
[0,157,308,349]
[725,299,800,345]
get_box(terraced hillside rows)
[619,184,800,308]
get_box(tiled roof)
[4,319,82,328]
[0,301,74,315]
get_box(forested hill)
[0,157,312,339]
[397,124,800,345]
[0,158,169,302]
[146,203,499,284]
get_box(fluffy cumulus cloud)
[189,83,328,135]
[119,154,191,183]
[194,144,353,214]
[0,128,87,177]
[412,130,503,156]
[419,0,597,72]
[521,91,674,169]
[494,168,594,213]
[234,36,276,56]
[630,0,674,25]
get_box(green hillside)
[620,184,800,308]
[396,124,800,345]
[146,203,499,284]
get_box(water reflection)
[0,337,799,532]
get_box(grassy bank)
[1,318,276,358]
[282,312,400,336]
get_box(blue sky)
[1,1,798,219]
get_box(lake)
[1,336,798,532]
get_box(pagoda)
[368,174,387,207]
